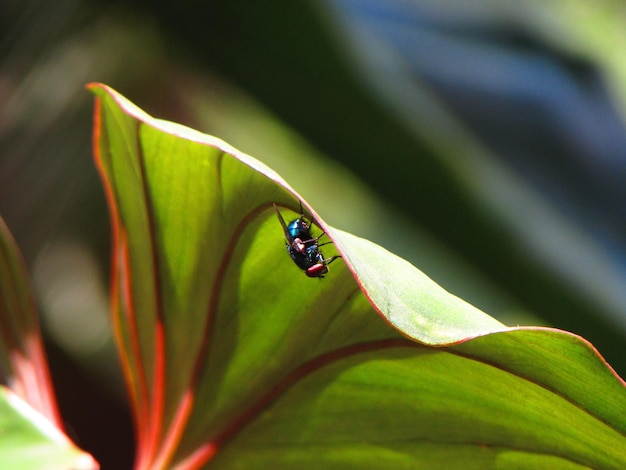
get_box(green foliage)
[1,79,625,469]
[3,2,626,468]
[0,387,97,470]
[88,84,626,469]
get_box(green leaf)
[0,386,98,470]
[330,229,504,343]
[213,332,626,469]
[90,83,626,469]
[0,217,97,468]
[0,216,61,427]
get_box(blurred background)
[2,0,626,467]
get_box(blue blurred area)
[335,2,626,201]
[329,0,626,331]
[336,0,626,215]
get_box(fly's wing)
[273,203,293,243]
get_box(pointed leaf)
[330,228,504,343]
[0,216,61,428]
[90,83,626,469]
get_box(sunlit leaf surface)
[90,83,626,469]
[0,386,98,469]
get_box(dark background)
[2,1,626,467]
